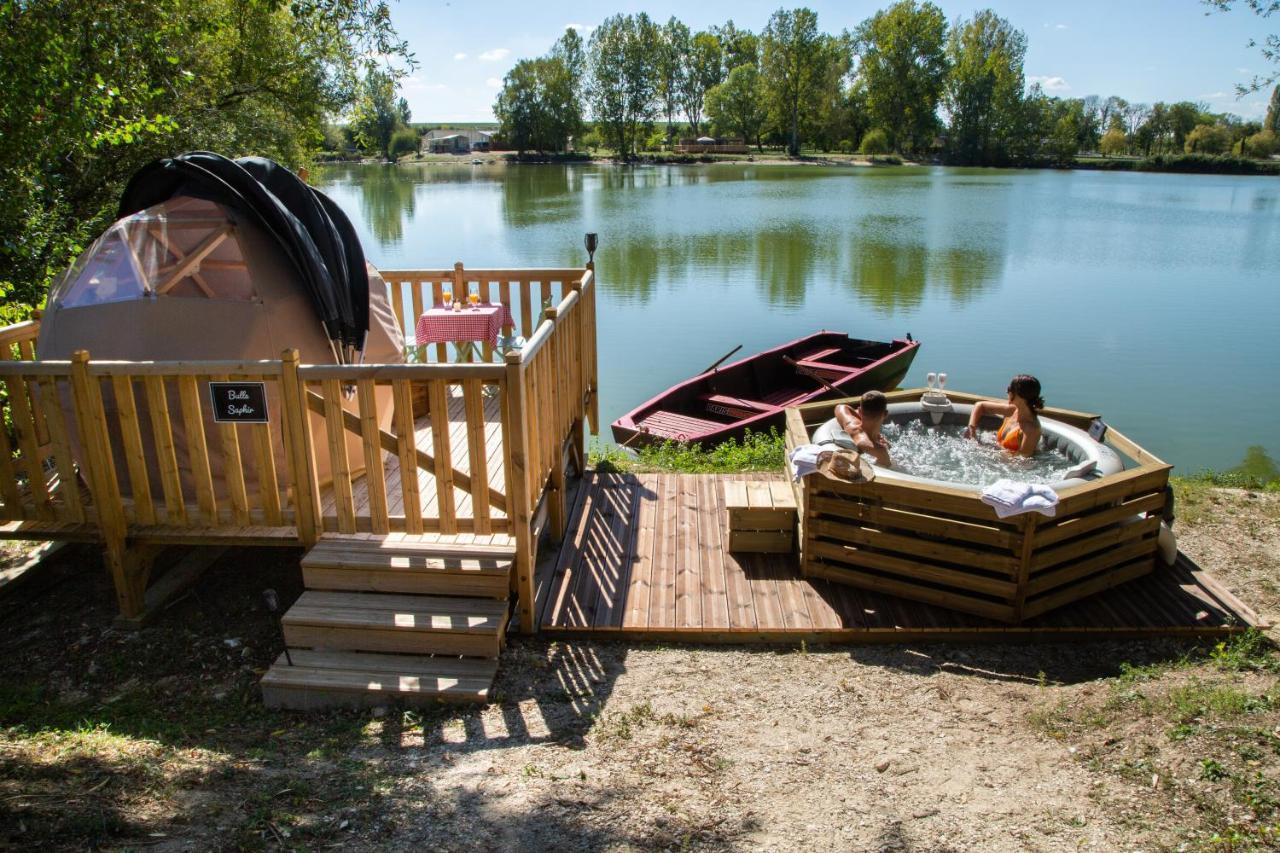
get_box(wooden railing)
[0,266,598,631]
[384,265,588,363]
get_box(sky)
[387,0,1276,123]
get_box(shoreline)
[322,151,1280,176]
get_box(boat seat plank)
[796,347,842,362]
[700,393,773,414]
[794,358,856,374]
[759,387,812,408]
[637,410,724,441]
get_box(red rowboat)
[611,330,919,448]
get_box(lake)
[314,162,1280,474]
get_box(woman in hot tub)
[964,374,1043,457]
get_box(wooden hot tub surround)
[783,390,1173,623]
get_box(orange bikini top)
[997,415,1023,451]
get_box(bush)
[858,128,892,155]
[590,429,786,474]
[1184,123,1232,155]
[1245,129,1278,158]
[388,127,420,159]
[643,128,668,152]
[579,129,602,151]
[1100,128,1128,157]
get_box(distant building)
[423,129,493,154]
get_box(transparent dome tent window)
[52,198,258,308]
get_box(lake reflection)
[314,162,1280,471]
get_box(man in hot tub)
[833,390,892,468]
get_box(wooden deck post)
[1014,516,1036,622]
[281,349,321,546]
[504,351,537,633]
[584,262,599,435]
[542,304,568,542]
[69,351,145,617]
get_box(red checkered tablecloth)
[415,303,514,347]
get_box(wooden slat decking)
[537,473,1263,642]
[319,388,512,544]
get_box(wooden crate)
[782,395,1171,623]
[725,480,797,553]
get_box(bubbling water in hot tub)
[879,420,1075,488]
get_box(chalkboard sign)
[209,382,269,423]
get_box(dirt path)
[0,487,1276,850]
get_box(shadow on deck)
[536,472,1264,643]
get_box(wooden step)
[302,536,513,598]
[261,649,497,709]
[282,590,508,658]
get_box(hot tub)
[784,391,1171,623]
[810,402,1125,492]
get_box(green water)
[314,162,1280,474]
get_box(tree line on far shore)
[491,3,1280,165]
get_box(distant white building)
[423,129,493,154]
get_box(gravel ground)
[0,487,1276,851]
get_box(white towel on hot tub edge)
[981,479,1059,518]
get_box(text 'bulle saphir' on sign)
[209,382,269,423]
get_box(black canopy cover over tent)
[118,152,370,358]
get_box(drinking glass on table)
[468,291,480,309]
[442,288,452,307]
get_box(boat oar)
[783,354,847,397]
[700,344,742,375]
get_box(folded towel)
[788,444,826,482]
[981,479,1059,518]
[981,479,1033,508]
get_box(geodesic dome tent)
[37,152,405,495]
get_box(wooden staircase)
[261,535,514,709]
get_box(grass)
[1027,631,1280,845]
[590,429,787,475]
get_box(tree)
[1168,101,1207,150]
[552,27,587,98]
[654,18,690,143]
[681,32,725,136]
[1266,85,1280,132]
[588,13,660,158]
[1100,127,1128,156]
[1184,122,1233,153]
[715,21,760,72]
[943,10,1027,165]
[705,64,768,148]
[859,128,891,154]
[494,56,582,155]
[760,7,828,156]
[351,70,404,161]
[1246,128,1278,155]
[854,0,949,154]
[0,0,410,317]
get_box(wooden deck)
[536,473,1264,642]
[318,389,512,545]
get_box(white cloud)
[1237,67,1251,74]
[1029,75,1071,92]
[485,77,503,89]
[402,75,448,92]
[454,52,467,60]
[1043,22,1068,30]
[566,22,594,33]
[478,48,510,62]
